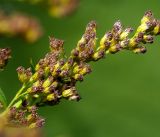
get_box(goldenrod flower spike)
[98,11,159,55]
[1,11,160,129]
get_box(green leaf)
[13,99,22,108]
[0,88,7,110]
[30,58,35,73]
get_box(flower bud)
[42,76,54,88]
[120,39,129,48]
[49,36,64,53]
[73,64,80,74]
[153,21,160,35]
[129,33,143,48]
[71,49,79,57]
[141,10,153,24]
[100,33,112,51]
[92,50,105,60]
[73,74,83,81]
[35,117,45,128]
[0,48,11,69]
[133,46,147,54]
[17,66,32,83]
[62,87,80,101]
[79,64,92,75]
[69,94,81,101]
[108,44,122,54]
[143,35,154,43]
[60,70,70,77]
[43,81,58,94]
[31,86,43,93]
[47,93,55,101]
[51,62,62,77]
[137,21,154,33]
[35,59,45,71]
[29,123,37,128]
[29,69,44,82]
[33,94,40,98]
[112,21,122,35]
[120,27,133,40]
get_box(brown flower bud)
[49,37,64,53]
[133,46,147,54]
[17,66,32,83]
[0,48,11,69]
[112,21,122,35]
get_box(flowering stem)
[0,85,26,119]
[0,85,25,127]
[7,84,26,109]
[1,10,160,129]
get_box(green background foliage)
[0,0,160,136]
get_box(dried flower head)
[0,48,11,70]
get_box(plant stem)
[7,84,26,109]
[0,85,26,119]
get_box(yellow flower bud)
[120,28,133,40]
[62,89,73,98]
[153,24,160,35]
[47,93,55,101]
[29,123,36,129]
[129,38,138,48]
[42,77,53,88]
[73,74,83,81]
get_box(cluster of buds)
[2,11,160,129]
[0,48,11,70]
[7,106,45,128]
[16,66,32,83]
[0,11,43,43]
[16,37,81,108]
[17,0,79,18]
[0,117,43,137]
[98,10,160,55]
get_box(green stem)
[0,85,27,118]
[7,84,26,109]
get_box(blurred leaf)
[0,88,7,110]
[30,58,35,73]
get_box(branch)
[3,10,160,128]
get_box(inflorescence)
[0,11,43,43]
[0,48,11,70]
[1,10,160,129]
[17,0,79,18]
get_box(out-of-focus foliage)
[0,11,43,43]
[17,0,79,18]
[0,88,7,110]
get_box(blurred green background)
[1,0,160,137]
